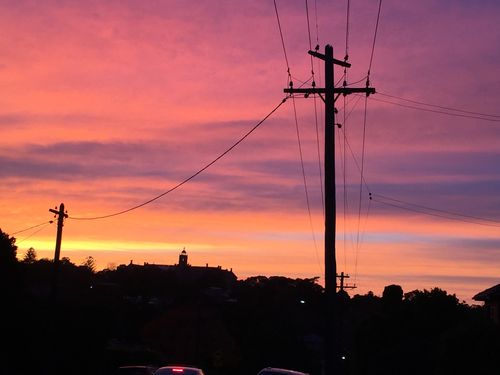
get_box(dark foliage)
[1,228,498,375]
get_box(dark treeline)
[1,229,499,375]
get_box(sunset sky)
[2,0,499,304]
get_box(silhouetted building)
[139,249,237,288]
[178,248,188,267]
[473,283,500,324]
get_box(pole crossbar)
[284,87,375,95]
[308,50,351,67]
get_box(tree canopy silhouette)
[22,247,37,263]
[0,228,17,267]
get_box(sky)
[1,0,499,304]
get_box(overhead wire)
[377,91,500,119]
[344,0,350,61]
[346,75,369,86]
[305,0,325,216]
[313,89,325,216]
[371,92,500,122]
[305,0,314,56]
[339,127,372,193]
[11,220,54,235]
[303,0,323,275]
[367,0,382,83]
[354,96,369,285]
[370,193,500,228]
[16,221,54,245]
[337,123,350,273]
[313,0,322,87]
[69,97,288,220]
[353,0,382,284]
[274,0,292,85]
[341,0,352,275]
[291,93,322,273]
[314,0,320,48]
[291,75,314,87]
[368,95,500,123]
[337,130,500,229]
[272,0,324,276]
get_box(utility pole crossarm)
[308,50,351,67]
[284,87,376,95]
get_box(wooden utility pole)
[284,45,374,375]
[338,272,356,292]
[49,203,68,299]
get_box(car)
[154,366,205,375]
[257,367,309,375]
[116,365,158,375]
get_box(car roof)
[155,366,204,374]
[258,367,309,375]
[117,366,157,375]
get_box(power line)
[341,0,353,273]
[291,75,313,87]
[334,125,500,230]
[346,75,368,86]
[11,220,53,235]
[305,0,314,53]
[304,0,318,90]
[304,0,324,218]
[274,0,292,82]
[335,126,500,229]
[371,193,500,227]
[341,0,352,275]
[354,193,371,287]
[313,92,324,216]
[377,91,500,119]
[368,95,500,123]
[367,0,383,77]
[16,221,54,245]
[355,96,369,264]
[313,0,320,48]
[337,124,356,274]
[290,93,323,275]
[69,97,288,220]
[344,0,350,61]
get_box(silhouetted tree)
[22,247,37,263]
[0,228,17,267]
[82,255,96,272]
[4,253,499,375]
[61,256,75,266]
[382,284,403,305]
